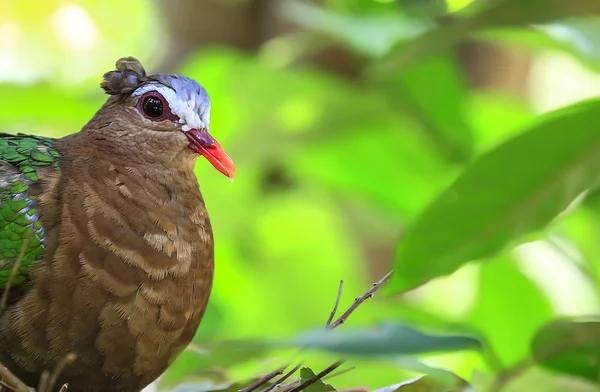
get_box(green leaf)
[294,323,481,356]
[281,0,428,57]
[373,374,470,392]
[532,319,600,382]
[377,0,600,73]
[391,99,600,292]
[398,0,448,19]
[299,367,337,392]
[383,54,474,162]
[467,255,554,366]
[477,18,600,71]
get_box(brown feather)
[0,91,215,391]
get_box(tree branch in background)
[286,361,344,392]
[240,367,287,392]
[0,360,34,392]
[241,270,393,392]
[328,270,393,330]
[325,280,344,328]
[259,362,304,392]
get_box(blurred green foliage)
[5,0,600,391]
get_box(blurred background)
[3,0,600,391]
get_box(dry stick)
[325,280,344,328]
[286,360,344,392]
[0,361,34,392]
[322,366,356,381]
[42,353,76,392]
[259,362,304,392]
[1,236,31,313]
[37,371,50,392]
[239,367,288,392]
[328,270,393,330]
[292,271,392,390]
[245,271,393,392]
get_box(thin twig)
[322,366,356,381]
[0,360,34,392]
[259,362,304,392]
[336,388,368,392]
[328,271,393,330]
[277,378,301,392]
[241,271,393,392]
[41,353,76,392]
[286,361,344,392]
[1,236,30,313]
[239,366,288,392]
[37,371,50,392]
[325,281,344,328]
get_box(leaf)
[373,374,471,392]
[467,255,554,365]
[294,323,481,356]
[397,0,448,19]
[377,0,600,73]
[391,98,600,292]
[477,18,600,71]
[281,0,428,57]
[532,319,600,383]
[383,54,474,162]
[291,121,453,217]
[470,367,600,392]
[299,367,337,392]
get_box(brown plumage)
[0,57,234,391]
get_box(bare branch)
[241,271,393,392]
[259,362,304,392]
[0,360,35,392]
[286,361,344,392]
[322,366,356,381]
[37,371,50,392]
[42,353,76,392]
[325,281,344,328]
[239,366,287,392]
[328,271,393,330]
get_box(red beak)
[185,129,235,180]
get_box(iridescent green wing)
[0,133,60,299]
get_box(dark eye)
[143,96,163,118]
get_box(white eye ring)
[132,84,210,131]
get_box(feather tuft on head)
[101,56,148,95]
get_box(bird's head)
[98,57,235,180]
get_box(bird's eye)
[137,91,178,122]
[143,96,164,118]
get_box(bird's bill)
[185,129,235,180]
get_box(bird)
[0,57,235,392]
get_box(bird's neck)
[65,119,199,172]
